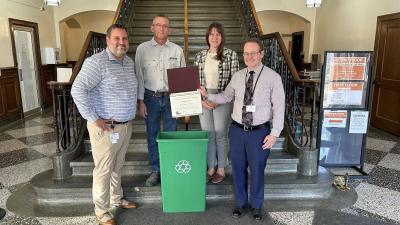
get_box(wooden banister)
[113,0,125,24]
[69,32,106,83]
[261,32,320,86]
[249,0,264,35]
[183,0,189,63]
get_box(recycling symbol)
[175,160,191,174]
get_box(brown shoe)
[211,173,225,184]
[206,173,212,182]
[96,212,115,225]
[113,199,138,209]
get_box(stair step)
[32,167,333,203]
[70,149,296,176]
[130,20,242,28]
[83,133,286,153]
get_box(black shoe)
[232,207,246,218]
[145,172,160,187]
[252,208,263,221]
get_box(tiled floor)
[0,113,399,224]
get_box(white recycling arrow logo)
[175,160,191,174]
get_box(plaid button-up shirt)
[194,47,239,92]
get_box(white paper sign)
[323,110,347,128]
[324,82,364,106]
[170,91,202,118]
[349,111,369,134]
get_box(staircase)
[30,0,335,207]
[32,115,334,204]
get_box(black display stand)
[317,51,373,179]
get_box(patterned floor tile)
[0,139,28,154]
[0,215,42,225]
[0,188,11,208]
[18,132,56,146]
[354,182,400,222]
[348,207,400,225]
[37,216,97,225]
[363,163,375,174]
[364,149,386,165]
[0,157,52,187]
[8,120,43,130]
[367,166,400,192]
[270,211,314,225]
[6,126,54,139]
[378,153,400,171]
[366,137,397,152]
[390,143,400,155]
[31,142,56,157]
[31,117,54,125]
[0,148,46,168]
[0,133,14,142]
[367,127,400,142]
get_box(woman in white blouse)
[194,22,240,183]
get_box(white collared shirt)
[135,38,186,100]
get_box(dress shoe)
[232,207,246,218]
[113,199,138,209]
[206,173,212,182]
[96,212,115,225]
[252,208,263,221]
[211,173,225,184]
[145,172,160,186]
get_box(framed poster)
[317,51,373,170]
[322,52,372,109]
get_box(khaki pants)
[87,121,132,216]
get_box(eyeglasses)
[152,24,169,29]
[243,51,261,57]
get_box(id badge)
[110,132,120,144]
[246,105,256,113]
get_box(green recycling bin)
[157,131,208,213]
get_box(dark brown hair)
[106,24,128,37]
[242,38,264,52]
[206,22,225,61]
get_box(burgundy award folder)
[167,66,200,93]
[166,66,202,118]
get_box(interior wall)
[254,0,317,62]
[314,0,400,60]
[0,0,56,67]
[258,10,311,61]
[61,10,114,61]
[52,0,118,63]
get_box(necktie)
[242,71,255,127]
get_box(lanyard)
[245,65,264,99]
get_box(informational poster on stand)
[317,51,373,170]
[323,110,347,128]
[349,111,369,134]
[322,53,371,109]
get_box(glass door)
[13,27,41,113]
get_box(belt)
[232,120,270,131]
[105,120,129,125]
[145,89,169,97]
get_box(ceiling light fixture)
[44,0,61,6]
[306,0,321,7]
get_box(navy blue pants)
[229,122,271,209]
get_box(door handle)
[373,80,381,86]
[18,69,23,81]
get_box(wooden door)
[291,31,304,72]
[371,13,400,136]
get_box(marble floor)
[0,112,399,225]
